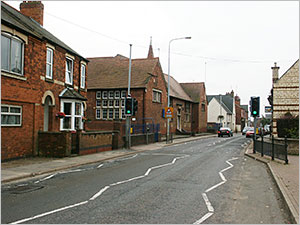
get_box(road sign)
[164,107,174,118]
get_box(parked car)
[246,127,255,138]
[242,127,252,135]
[218,127,233,137]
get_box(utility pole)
[125,44,132,149]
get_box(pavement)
[1,133,299,223]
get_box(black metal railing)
[253,135,288,164]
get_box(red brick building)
[1,2,88,161]
[180,83,208,133]
[86,44,168,145]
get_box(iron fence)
[253,135,288,164]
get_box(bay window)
[60,100,84,131]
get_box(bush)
[277,112,299,138]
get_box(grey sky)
[5,1,299,116]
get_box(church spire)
[147,36,154,59]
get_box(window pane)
[1,106,9,112]
[103,109,107,118]
[75,117,81,130]
[1,35,10,71]
[10,39,22,74]
[63,117,71,129]
[96,100,101,107]
[75,103,82,115]
[96,109,101,119]
[96,91,101,99]
[64,103,72,115]
[109,109,114,119]
[114,109,120,119]
[81,64,85,88]
[10,107,21,113]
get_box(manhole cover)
[8,184,44,194]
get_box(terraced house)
[1,1,88,160]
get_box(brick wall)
[38,131,72,157]
[79,131,113,155]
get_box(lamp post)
[167,36,191,143]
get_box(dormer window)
[1,33,24,76]
[65,57,73,85]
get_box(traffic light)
[132,98,138,116]
[125,97,133,116]
[251,97,260,117]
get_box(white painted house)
[207,93,236,131]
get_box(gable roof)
[1,2,87,61]
[278,59,299,81]
[207,94,234,114]
[163,74,193,102]
[180,82,205,103]
[87,55,160,89]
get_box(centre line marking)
[10,153,189,224]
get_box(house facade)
[86,45,168,147]
[180,82,208,133]
[207,92,236,131]
[163,74,194,134]
[1,2,88,161]
[271,60,299,137]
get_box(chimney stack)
[271,62,280,84]
[20,1,44,26]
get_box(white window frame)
[96,91,101,99]
[1,104,22,126]
[60,100,84,131]
[65,57,73,85]
[121,90,126,99]
[46,47,53,79]
[96,109,101,119]
[153,89,162,103]
[114,91,120,99]
[108,91,114,99]
[1,33,24,76]
[102,91,108,99]
[80,63,86,89]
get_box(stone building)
[271,60,299,137]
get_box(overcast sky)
[6,1,299,116]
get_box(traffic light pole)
[126,44,132,149]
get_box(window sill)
[45,78,54,83]
[1,71,26,81]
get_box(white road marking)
[11,201,89,224]
[97,164,103,169]
[89,186,110,201]
[194,157,238,224]
[10,153,189,224]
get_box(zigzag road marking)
[193,157,238,224]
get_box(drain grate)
[8,184,44,194]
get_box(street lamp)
[167,36,191,143]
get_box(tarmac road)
[1,135,293,224]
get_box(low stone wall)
[123,133,161,147]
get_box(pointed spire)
[147,36,154,59]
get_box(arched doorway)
[44,96,53,131]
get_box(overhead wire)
[45,12,296,64]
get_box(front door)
[43,96,52,131]
[177,108,182,130]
